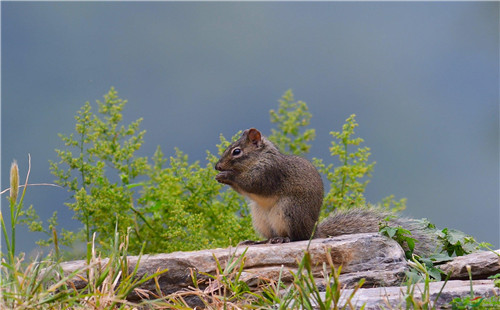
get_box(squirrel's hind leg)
[268,236,291,244]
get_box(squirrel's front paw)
[215,170,233,184]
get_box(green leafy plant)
[404,256,450,310]
[269,89,316,156]
[450,296,485,310]
[488,273,500,288]
[314,114,374,213]
[437,228,477,257]
[378,194,407,213]
[405,256,445,283]
[379,216,417,259]
[48,87,256,255]
[134,135,257,253]
[49,87,149,248]
[269,93,406,217]
[378,216,448,282]
[314,115,406,215]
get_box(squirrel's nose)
[215,162,221,171]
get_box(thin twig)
[24,153,32,194]
[0,183,63,196]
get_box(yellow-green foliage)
[313,115,375,213]
[269,89,316,156]
[37,88,405,256]
[314,115,406,216]
[48,88,257,254]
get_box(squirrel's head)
[215,128,275,185]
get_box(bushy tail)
[316,208,440,256]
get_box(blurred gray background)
[2,2,499,254]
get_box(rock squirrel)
[215,128,437,255]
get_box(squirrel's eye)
[232,148,242,156]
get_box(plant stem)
[340,138,348,203]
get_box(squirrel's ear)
[247,128,262,145]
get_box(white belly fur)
[245,193,288,238]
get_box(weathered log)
[59,233,408,300]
